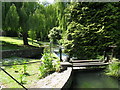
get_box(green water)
[71,70,120,89]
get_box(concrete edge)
[61,67,73,89]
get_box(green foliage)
[64,21,100,59]
[43,4,58,41]
[23,64,27,74]
[105,62,120,77]
[64,2,120,59]
[5,4,19,31]
[48,27,62,44]
[39,52,53,78]
[28,30,36,44]
[19,73,27,84]
[28,7,46,41]
[39,47,60,78]
[0,61,41,88]
[55,2,68,31]
[2,2,58,43]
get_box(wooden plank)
[72,62,108,67]
[60,61,108,67]
[70,60,100,63]
[60,62,72,66]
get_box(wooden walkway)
[60,60,108,68]
[70,60,100,63]
[72,62,108,67]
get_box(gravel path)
[30,67,72,88]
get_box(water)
[55,52,69,61]
[71,70,120,89]
[53,47,69,61]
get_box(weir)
[53,48,109,70]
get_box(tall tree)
[2,2,59,44]
[28,8,44,41]
[19,4,29,45]
[44,4,57,40]
[64,2,120,59]
[55,2,67,31]
[2,2,12,30]
[18,2,38,45]
[5,4,19,31]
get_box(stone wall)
[1,47,44,58]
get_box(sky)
[47,0,54,3]
[40,0,54,4]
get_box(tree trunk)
[23,31,29,45]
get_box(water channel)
[70,70,120,89]
[54,47,120,89]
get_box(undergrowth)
[39,47,60,79]
[105,61,120,78]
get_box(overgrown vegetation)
[63,2,120,59]
[105,61,120,77]
[39,47,60,78]
[48,27,62,44]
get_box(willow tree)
[55,2,68,32]
[28,7,45,42]
[19,4,29,45]
[2,2,12,30]
[5,4,19,32]
[19,2,38,45]
[3,2,38,45]
[28,13,37,43]
[53,1,70,45]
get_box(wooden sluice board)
[70,60,100,63]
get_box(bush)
[39,48,60,78]
[105,61,120,77]
[48,27,62,44]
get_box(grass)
[0,62,41,88]
[0,52,60,88]
[2,57,41,66]
[0,36,50,50]
[0,37,60,88]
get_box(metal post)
[59,47,62,62]
[103,51,106,60]
[50,41,52,57]
[111,48,114,60]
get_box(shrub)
[105,61,120,77]
[39,48,60,78]
[48,27,62,44]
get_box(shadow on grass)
[2,41,39,50]
[2,41,24,50]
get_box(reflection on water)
[71,70,119,89]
